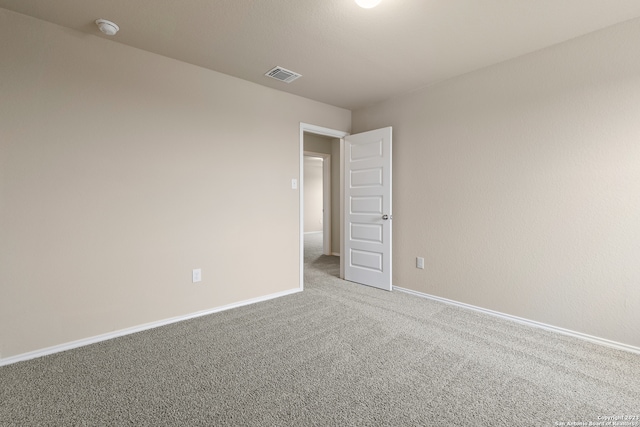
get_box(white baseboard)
[0,288,302,367]
[331,252,341,257]
[304,231,322,235]
[394,286,640,355]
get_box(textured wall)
[0,9,350,359]
[353,18,640,347]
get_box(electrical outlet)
[416,257,425,269]
[192,268,202,283]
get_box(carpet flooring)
[1,232,639,426]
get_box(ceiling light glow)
[355,0,382,9]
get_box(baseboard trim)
[0,288,302,367]
[393,286,640,355]
[304,231,322,235]
[331,252,341,257]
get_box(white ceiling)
[3,0,640,110]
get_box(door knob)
[382,214,392,220]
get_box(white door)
[344,127,392,291]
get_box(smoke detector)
[264,66,302,83]
[95,19,119,36]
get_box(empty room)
[1,1,639,425]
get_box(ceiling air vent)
[264,66,302,83]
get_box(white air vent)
[264,66,302,83]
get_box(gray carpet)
[1,232,639,426]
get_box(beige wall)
[0,9,350,359]
[303,157,323,233]
[353,18,640,348]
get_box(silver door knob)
[382,214,392,220]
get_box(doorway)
[303,153,332,254]
[300,124,348,290]
[299,123,393,291]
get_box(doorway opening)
[300,124,393,292]
[303,153,331,254]
[300,124,348,290]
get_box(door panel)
[344,127,392,290]
[351,223,383,243]
[351,196,382,214]
[351,168,383,187]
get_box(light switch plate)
[192,268,202,283]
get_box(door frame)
[299,123,349,290]
[303,151,331,255]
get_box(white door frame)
[304,151,331,255]
[299,123,349,290]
